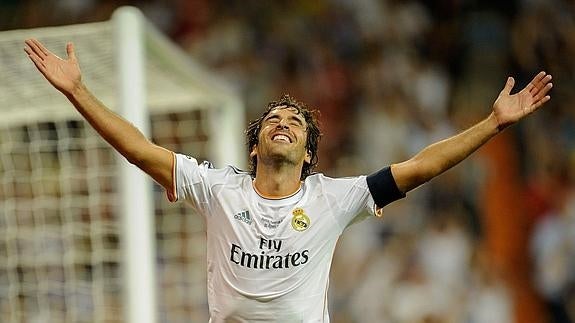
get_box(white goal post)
[0,6,244,323]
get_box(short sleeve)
[167,153,214,212]
[317,175,377,230]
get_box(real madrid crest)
[291,208,310,232]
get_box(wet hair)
[246,94,321,180]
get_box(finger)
[23,45,34,56]
[530,74,552,96]
[527,71,547,93]
[24,39,48,59]
[530,95,551,112]
[30,38,51,57]
[501,76,515,95]
[66,42,76,61]
[533,82,553,102]
[24,46,44,66]
[27,52,48,73]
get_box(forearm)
[66,83,150,164]
[392,113,500,192]
[66,83,174,189]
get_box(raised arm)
[391,71,553,193]
[24,39,173,190]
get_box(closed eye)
[263,115,305,129]
[263,115,280,125]
[288,117,304,128]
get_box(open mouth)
[272,134,292,143]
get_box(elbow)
[125,154,143,166]
[398,158,442,192]
[117,136,156,167]
[417,161,446,185]
[122,145,148,167]
[408,171,434,192]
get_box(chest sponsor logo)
[291,208,310,232]
[233,210,252,225]
[230,237,309,270]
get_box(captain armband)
[366,166,406,210]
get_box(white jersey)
[168,153,377,323]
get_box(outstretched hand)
[492,71,553,130]
[24,39,82,95]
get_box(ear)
[250,145,257,159]
[304,150,311,164]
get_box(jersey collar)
[250,181,304,206]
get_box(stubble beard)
[258,142,305,170]
[260,150,298,169]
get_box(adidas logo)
[233,210,252,225]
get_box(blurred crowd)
[2,0,575,322]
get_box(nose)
[276,119,289,130]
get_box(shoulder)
[303,173,368,191]
[175,153,251,183]
[209,164,251,179]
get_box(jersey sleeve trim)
[366,166,405,209]
[166,151,178,202]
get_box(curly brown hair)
[246,94,322,180]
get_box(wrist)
[67,82,87,99]
[487,112,504,133]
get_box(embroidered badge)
[291,208,310,232]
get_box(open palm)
[24,38,81,95]
[492,71,553,130]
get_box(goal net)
[0,7,244,323]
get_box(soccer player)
[23,38,552,322]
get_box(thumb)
[501,76,515,95]
[66,42,76,61]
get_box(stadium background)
[1,0,574,322]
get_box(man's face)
[251,106,310,167]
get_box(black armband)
[366,166,406,208]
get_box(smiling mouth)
[272,134,291,143]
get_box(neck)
[253,164,303,198]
